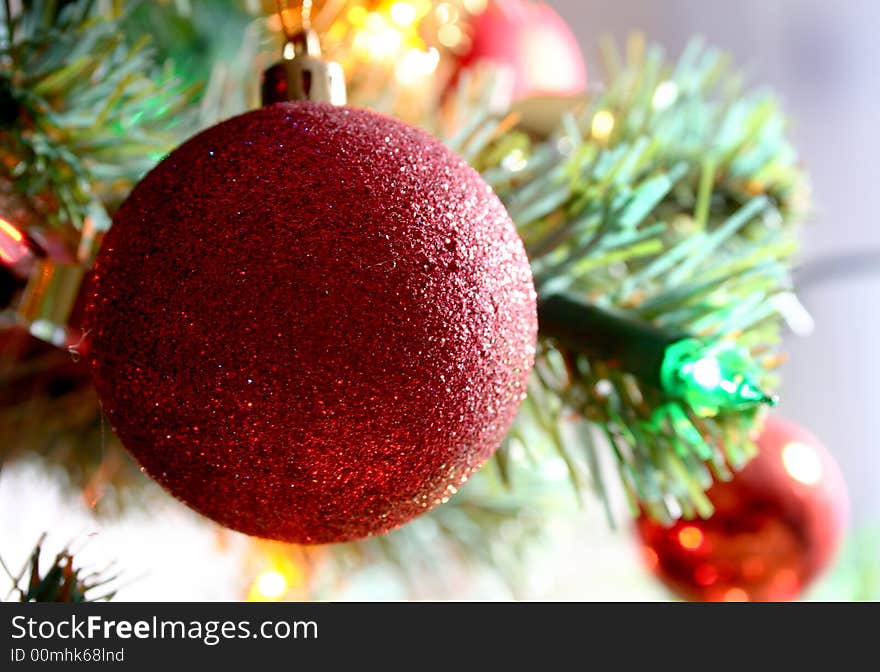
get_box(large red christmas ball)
[456,0,586,100]
[86,101,537,544]
[636,416,848,601]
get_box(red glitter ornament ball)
[86,102,537,544]
[636,416,849,601]
[455,0,586,100]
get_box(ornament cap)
[18,258,85,347]
[261,28,347,106]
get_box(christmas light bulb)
[661,339,777,417]
[537,293,778,416]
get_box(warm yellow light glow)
[395,47,440,84]
[347,6,368,26]
[251,570,287,601]
[437,23,463,48]
[782,441,823,486]
[366,11,386,31]
[436,3,457,24]
[591,109,615,141]
[245,548,309,603]
[723,588,750,602]
[678,525,704,550]
[462,0,488,13]
[0,217,27,265]
[390,2,418,27]
[327,22,346,41]
[501,148,528,173]
[0,217,24,243]
[353,12,404,61]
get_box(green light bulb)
[660,339,777,417]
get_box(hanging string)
[302,0,313,30]
[275,0,313,41]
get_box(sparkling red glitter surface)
[636,416,848,601]
[86,102,537,544]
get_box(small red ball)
[457,1,586,100]
[86,102,537,544]
[636,416,849,601]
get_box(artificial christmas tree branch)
[0,0,194,232]
[2,534,118,602]
[459,36,806,522]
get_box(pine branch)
[458,38,806,523]
[3,535,117,602]
[0,0,196,233]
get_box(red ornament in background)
[636,416,849,601]
[455,0,587,100]
[86,101,537,544]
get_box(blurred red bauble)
[636,416,848,601]
[456,0,587,100]
[86,101,537,544]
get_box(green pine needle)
[1,1,195,232]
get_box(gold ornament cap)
[261,28,346,106]
[18,258,85,347]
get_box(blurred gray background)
[554,0,880,526]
